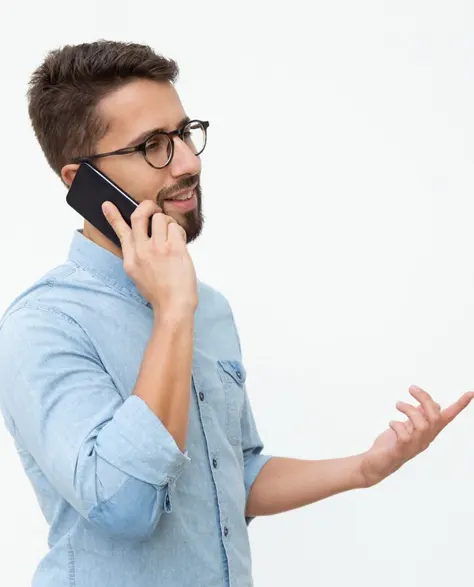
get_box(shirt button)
[236,371,242,380]
[223,526,229,537]
[199,392,205,401]
[212,457,218,469]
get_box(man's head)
[27,40,204,245]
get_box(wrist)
[153,305,196,327]
[352,453,372,489]
[357,450,389,489]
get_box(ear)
[61,163,80,187]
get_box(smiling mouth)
[163,183,198,203]
[166,189,194,202]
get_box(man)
[0,40,471,587]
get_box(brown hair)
[27,40,179,176]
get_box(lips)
[167,190,193,202]
[163,189,198,213]
[163,183,199,202]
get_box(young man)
[0,40,471,587]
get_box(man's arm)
[133,309,194,452]
[246,387,474,518]
[104,199,198,452]
[0,202,199,541]
[0,305,191,541]
[246,456,365,517]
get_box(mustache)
[157,175,200,206]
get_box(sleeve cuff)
[244,453,273,525]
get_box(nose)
[169,136,201,178]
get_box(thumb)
[440,391,474,429]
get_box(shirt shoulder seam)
[2,301,90,337]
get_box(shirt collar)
[67,230,150,307]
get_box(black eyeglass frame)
[71,119,210,169]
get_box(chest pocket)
[217,360,246,446]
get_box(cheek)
[101,157,168,204]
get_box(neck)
[82,221,123,259]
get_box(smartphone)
[66,161,141,248]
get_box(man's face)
[73,79,204,243]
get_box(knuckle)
[145,200,160,214]
[417,421,429,433]
[170,222,186,238]
[123,255,137,275]
[153,240,171,256]
[107,217,118,231]
[138,199,154,210]
[133,200,158,218]
[131,208,146,221]
[162,242,172,255]
[114,229,125,243]
[152,211,165,224]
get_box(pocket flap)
[218,360,247,385]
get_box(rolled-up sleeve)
[240,389,272,512]
[0,305,190,540]
[96,395,189,486]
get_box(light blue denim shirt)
[0,230,272,587]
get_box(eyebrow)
[125,116,191,147]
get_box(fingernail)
[102,202,110,214]
[410,385,421,391]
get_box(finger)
[167,221,187,246]
[102,202,131,247]
[409,386,441,426]
[389,420,412,444]
[416,406,428,420]
[440,391,474,429]
[418,403,441,417]
[151,212,176,245]
[396,401,429,433]
[131,200,161,242]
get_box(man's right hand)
[102,199,198,315]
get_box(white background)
[1,1,474,585]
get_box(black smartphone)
[66,161,141,248]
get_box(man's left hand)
[360,385,474,487]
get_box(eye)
[145,133,170,152]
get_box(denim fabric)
[0,230,272,587]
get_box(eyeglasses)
[72,119,209,169]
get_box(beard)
[157,175,204,244]
[182,181,203,244]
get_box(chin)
[183,209,204,244]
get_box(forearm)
[246,455,367,517]
[133,310,194,451]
